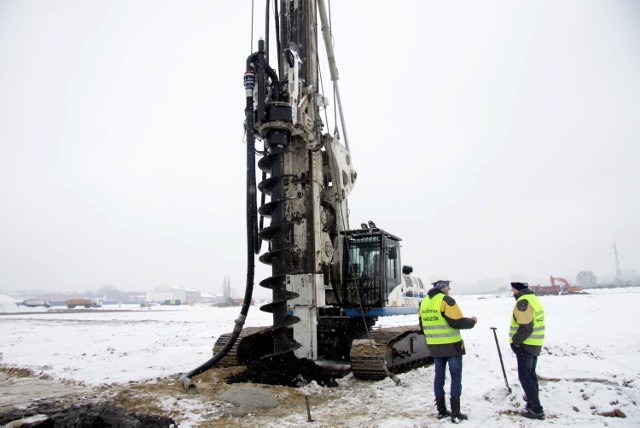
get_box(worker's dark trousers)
[433,355,462,398]
[514,347,543,413]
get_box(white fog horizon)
[1,1,639,298]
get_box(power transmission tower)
[223,276,231,299]
[611,242,622,283]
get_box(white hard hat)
[431,273,451,284]
[510,272,528,285]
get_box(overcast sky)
[1,1,638,296]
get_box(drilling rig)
[182,0,432,387]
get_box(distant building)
[146,285,201,304]
[121,292,147,304]
[200,292,225,304]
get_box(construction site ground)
[0,365,344,427]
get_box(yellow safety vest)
[420,293,462,345]
[510,294,545,346]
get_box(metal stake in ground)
[490,327,512,394]
[305,396,313,422]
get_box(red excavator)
[530,276,586,295]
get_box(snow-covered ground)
[1,288,639,427]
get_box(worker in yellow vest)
[509,274,546,420]
[419,273,477,422]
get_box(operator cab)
[342,225,403,308]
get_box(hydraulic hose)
[179,59,259,392]
[317,0,349,151]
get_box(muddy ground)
[0,365,340,427]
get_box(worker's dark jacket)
[510,288,543,357]
[419,288,477,358]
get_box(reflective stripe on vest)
[419,293,462,345]
[509,294,545,346]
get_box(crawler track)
[213,325,431,383]
[350,326,431,381]
[212,327,272,367]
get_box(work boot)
[435,396,450,419]
[521,408,545,420]
[450,397,468,423]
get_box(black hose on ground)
[179,56,260,392]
